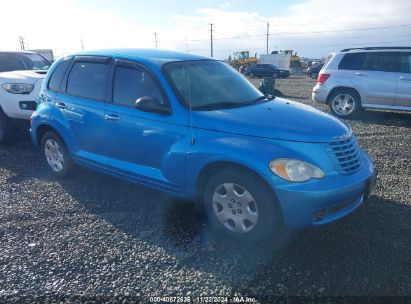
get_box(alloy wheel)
[212,183,259,233]
[331,93,355,116]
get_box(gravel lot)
[0,75,410,303]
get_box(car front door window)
[113,65,165,108]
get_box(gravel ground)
[0,74,410,303]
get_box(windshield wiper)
[192,102,245,111]
[243,95,274,105]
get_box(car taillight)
[317,73,330,85]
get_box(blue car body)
[30,49,376,229]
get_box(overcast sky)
[1,0,410,59]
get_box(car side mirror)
[134,96,171,115]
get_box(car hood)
[0,70,47,84]
[191,98,351,143]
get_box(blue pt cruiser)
[30,49,377,242]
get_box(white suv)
[312,47,411,118]
[0,51,50,143]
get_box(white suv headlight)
[2,83,34,94]
[269,158,325,182]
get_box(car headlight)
[269,158,324,182]
[2,83,34,94]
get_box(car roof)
[339,47,411,53]
[0,50,37,55]
[67,48,212,66]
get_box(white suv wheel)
[331,93,355,116]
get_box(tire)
[249,73,254,78]
[273,73,278,78]
[0,109,16,144]
[310,72,318,79]
[328,89,362,119]
[203,167,283,243]
[40,131,73,178]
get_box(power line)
[156,23,411,44]
[187,39,411,53]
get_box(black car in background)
[245,64,290,78]
[306,63,324,79]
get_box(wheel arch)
[326,86,362,106]
[36,124,64,146]
[195,160,278,205]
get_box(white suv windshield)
[0,53,51,72]
[163,60,264,110]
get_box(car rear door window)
[113,65,164,108]
[363,52,401,72]
[67,61,111,100]
[48,58,72,92]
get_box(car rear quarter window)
[338,53,366,70]
[48,58,72,92]
[67,62,110,100]
[113,65,164,108]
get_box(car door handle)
[104,114,120,121]
[399,76,411,81]
[55,102,66,109]
[355,72,367,76]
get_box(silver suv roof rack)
[340,47,411,52]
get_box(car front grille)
[327,136,362,174]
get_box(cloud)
[1,0,410,58]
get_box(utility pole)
[210,23,214,58]
[154,32,158,49]
[19,36,26,50]
[80,39,84,51]
[266,22,269,54]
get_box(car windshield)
[270,64,278,69]
[163,60,265,110]
[0,53,51,72]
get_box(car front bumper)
[268,151,376,228]
[0,82,41,120]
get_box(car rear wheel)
[41,131,73,178]
[249,72,254,78]
[203,168,283,243]
[329,89,361,118]
[0,110,16,144]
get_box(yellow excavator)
[231,51,257,70]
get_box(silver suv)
[312,47,411,118]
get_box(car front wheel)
[329,89,361,118]
[41,131,73,178]
[310,72,318,79]
[203,168,283,242]
[0,110,16,144]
